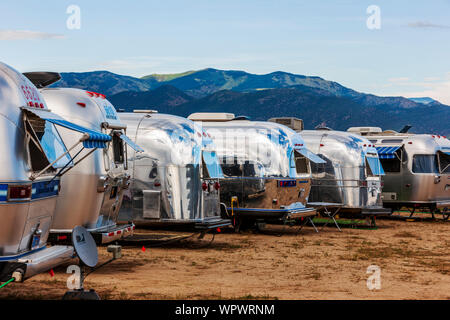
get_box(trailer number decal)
[103,104,117,120]
[278,180,297,187]
[21,84,43,107]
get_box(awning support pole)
[54,148,97,178]
[29,136,86,180]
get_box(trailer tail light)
[77,102,86,107]
[202,182,208,191]
[408,142,413,144]
[57,235,68,241]
[214,182,220,190]
[86,91,106,99]
[320,144,324,147]
[8,185,32,200]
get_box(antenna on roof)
[399,125,412,133]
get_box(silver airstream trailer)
[298,128,390,217]
[117,111,231,230]
[0,62,111,282]
[188,113,324,229]
[348,127,450,219]
[34,87,143,243]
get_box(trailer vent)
[188,113,236,122]
[268,117,304,131]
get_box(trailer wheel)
[442,208,449,221]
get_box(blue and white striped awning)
[23,107,112,149]
[376,146,401,159]
[46,118,112,149]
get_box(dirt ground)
[1,215,449,300]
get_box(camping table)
[307,202,344,231]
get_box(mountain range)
[50,68,450,135]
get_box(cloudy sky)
[1,0,450,104]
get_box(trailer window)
[24,116,72,171]
[112,133,124,164]
[202,151,223,178]
[291,150,309,174]
[366,156,385,176]
[380,158,401,173]
[379,148,402,173]
[310,155,334,175]
[438,152,450,174]
[412,155,439,174]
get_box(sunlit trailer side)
[298,128,391,218]
[118,111,231,231]
[348,126,450,219]
[34,86,144,244]
[0,62,111,283]
[188,113,325,230]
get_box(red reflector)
[117,230,122,234]
[214,182,220,190]
[320,144,324,147]
[154,182,161,187]
[408,142,413,144]
[57,235,68,240]
[202,182,208,191]
[77,102,86,107]
[28,101,33,107]
[9,185,32,200]
[132,225,136,230]
[108,232,114,236]
[361,181,367,187]
[216,228,221,233]
[39,103,44,108]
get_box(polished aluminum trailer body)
[40,88,138,243]
[300,129,387,214]
[0,62,103,281]
[188,113,324,223]
[350,128,450,213]
[118,112,230,229]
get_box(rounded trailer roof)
[0,62,51,125]
[40,87,124,130]
[368,133,450,154]
[119,112,215,165]
[196,119,308,177]
[301,129,379,166]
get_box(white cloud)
[391,73,450,105]
[407,21,450,29]
[388,77,410,83]
[0,30,65,40]
[400,81,450,105]
[95,55,280,77]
